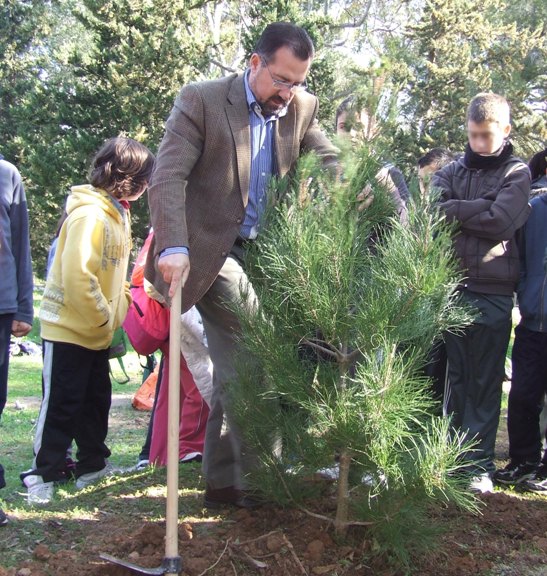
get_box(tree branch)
[209,58,237,74]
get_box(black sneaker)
[523,464,547,493]
[493,461,539,485]
[0,508,8,526]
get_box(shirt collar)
[244,69,287,120]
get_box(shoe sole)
[203,498,228,510]
[494,472,537,486]
[203,496,263,510]
[523,480,547,492]
[180,456,202,464]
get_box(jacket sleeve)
[11,173,34,325]
[300,98,338,171]
[148,84,205,256]
[436,162,531,241]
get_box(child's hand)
[12,320,32,338]
[356,184,374,212]
[158,253,190,298]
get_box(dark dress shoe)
[204,484,263,509]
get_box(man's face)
[467,120,511,155]
[248,46,311,116]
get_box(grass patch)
[0,341,191,570]
[2,350,152,489]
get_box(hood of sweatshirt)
[66,184,126,223]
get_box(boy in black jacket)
[432,93,531,493]
[494,151,547,491]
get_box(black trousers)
[26,341,112,482]
[0,313,15,419]
[444,291,513,473]
[138,355,164,461]
[508,324,547,465]
[423,339,448,406]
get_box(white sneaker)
[180,452,202,463]
[24,475,54,505]
[469,473,494,494]
[76,463,115,489]
[361,471,388,489]
[134,459,150,471]
[315,464,340,481]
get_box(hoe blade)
[99,553,166,575]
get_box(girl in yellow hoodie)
[22,137,154,504]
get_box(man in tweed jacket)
[146,22,338,508]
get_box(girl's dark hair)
[528,148,547,181]
[89,137,155,199]
[254,22,314,62]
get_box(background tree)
[1,0,545,276]
[15,0,233,276]
[390,0,547,169]
[0,0,54,162]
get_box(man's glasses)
[260,57,308,93]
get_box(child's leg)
[149,351,209,465]
[179,355,209,459]
[138,355,164,463]
[0,313,14,419]
[445,292,512,473]
[25,341,94,482]
[73,348,112,476]
[508,324,547,464]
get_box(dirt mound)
[4,490,547,576]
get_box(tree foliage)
[230,148,477,566]
[1,0,545,275]
[390,0,546,167]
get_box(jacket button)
[221,251,227,257]
[236,217,242,224]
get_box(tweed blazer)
[145,72,338,311]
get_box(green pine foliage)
[230,147,478,568]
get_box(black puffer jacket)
[432,149,531,296]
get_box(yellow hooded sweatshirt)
[40,185,132,350]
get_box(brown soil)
[3,396,547,576]
[1,490,547,576]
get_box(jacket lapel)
[226,74,251,206]
[275,102,297,179]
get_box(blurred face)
[124,181,148,202]
[248,46,311,116]
[418,165,437,197]
[336,109,374,143]
[467,120,511,155]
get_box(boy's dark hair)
[528,148,547,181]
[90,137,155,199]
[335,96,355,124]
[418,147,455,170]
[467,92,510,125]
[254,22,314,62]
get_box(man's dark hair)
[90,137,155,200]
[254,22,314,62]
[418,147,455,170]
[528,148,547,181]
